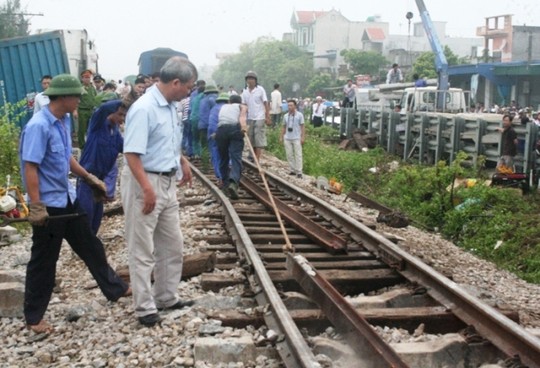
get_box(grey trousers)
[121,167,184,317]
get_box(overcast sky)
[24,0,539,81]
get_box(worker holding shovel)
[19,74,130,334]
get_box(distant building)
[448,15,540,110]
[476,14,540,62]
[289,9,482,77]
[290,10,389,76]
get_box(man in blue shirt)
[121,56,197,327]
[198,85,219,149]
[19,74,130,334]
[189,81,205,160]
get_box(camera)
[287,127,293,132]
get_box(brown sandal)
[27,320,54,334]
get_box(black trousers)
[24,199,128,324]
[312,116,323,127]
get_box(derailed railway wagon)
[0,29,97,127]
[138,48,188,76]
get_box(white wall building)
[289,10,483,76]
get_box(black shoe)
[227,182,239,200]
[289,171,296,175]
[158,299,194,311]
[138,313,161,327]
[297,174,303,178]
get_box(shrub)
[0,99,27,187]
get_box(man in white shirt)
[280,99,305,178]
[270,83,282,127]
[386,63,403,84]
[342,79,357,108]
[33,75,52,115]
[227,85,238,96]
[241,71,270,161]
[311,96,326,127]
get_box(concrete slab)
[311,336,355,360]
[347,288,432,309]
[194,335,256,364]
[0,225,18,241]
[392,333,504,368]
[0,270,25,283]
[0,282,24,317]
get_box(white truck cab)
[400,86,467,113]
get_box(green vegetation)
[267,126,540,284]
[340,50,390,83]
[212,37,314,99]
[0,99,27,187]
[409,45,465,81]
[0,0,30,39]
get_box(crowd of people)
[19,57,335,331]
[23,56,536,331]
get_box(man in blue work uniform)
[189,80,205,160]
[121,56,197,327]
[198,85,219,151]
[77,99,132,234]
[19,74,130,334]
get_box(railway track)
[188,159,540,368]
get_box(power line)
[0,12,44,16]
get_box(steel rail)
[287,253,409,368]
[253,164,540,368]
[240,174,347,253]
[190,164,322,368]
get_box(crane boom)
[415,0,449,109]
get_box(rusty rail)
[241,174,347,254]
[254,165,540,368]
[190,163,322,368]
[287,253,409,368]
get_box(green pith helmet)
[43,74,86,96]
[216,92,229,103]
[203,85,219,94]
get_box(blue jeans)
[216,124,244,184]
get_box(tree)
[340,50,389,81]
[304,73,342,100]
[0,0,30,39]
[212,37,314,98]
[410,45,462,81]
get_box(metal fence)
[337,108,540,175]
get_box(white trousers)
[120,167,184,317]
[284,139,303,174]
